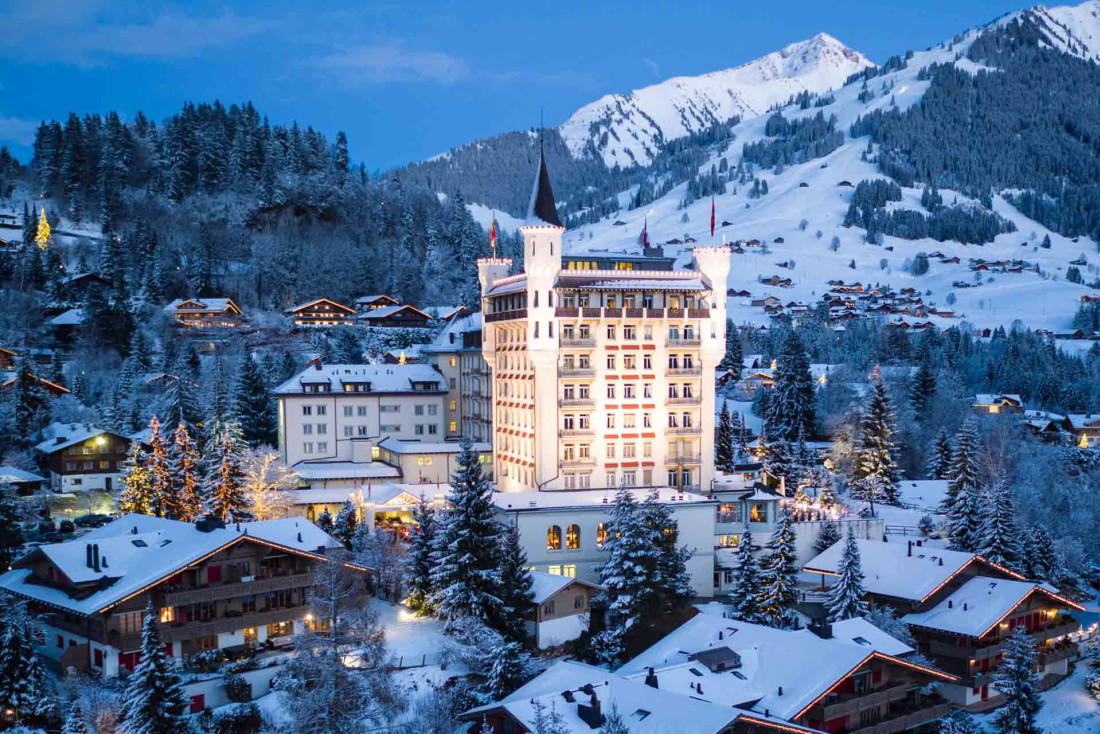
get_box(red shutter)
[207,565,221,583]
[189,694,205,714]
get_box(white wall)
[536,614,589,649]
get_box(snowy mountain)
[559,33,873,168]
[1019,0,1100,61]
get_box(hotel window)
[579,415,590,429]
[682,412,692,427]
[563,415,575,430]
[644,383,652,398]
[624,325,636,340]
[416,425,425,435]
[597,523,607,547]
[579,473,591,488]
[624,384,635,399]
[564,445,575,461]
[668,354,680,369]
[428,405,438,416]
[643,469,653,485]
[303,424,313,435]
[607,471,616,486]
[684,354,694,368]
[643,441,652,457]
[668,469,679,487]
[606,414,615,429]
[668,384,680,398]
[643,412,652,428]
[564,474,577,489]
[449,399,457,411]
[623,471,636,486]
[644,324,654,341]
[668,414,678,428]
[606,443,616,458]
[606,354,616,370]
[344,425,354,438]
[357,406,368,417]
[579,384,590,398]
[302,406,312,416]
[317,405,327,416]
[579,354,590,368]
[343,406,353,417]
[579,325,590,339]
[624,414,636,428]
[606,325,616,340]
[303,442,314,454]
[415,405,425,416]
[548,565,562,576]
[563,385,575,400]
[750,503,768,522]
[449,422,457,432]
[566,524,581,550]
[562,564,576,578]
[579,444,590,458]
[357,426,369,436]
[450,356,457,367]
[683,384,694,398]
[317,423,327,435]
[563,325,575,340]
[624,444,636,458]
[717,535,741,548]
[607,384,616,399]
[624,355,635,370]
[317,442,328,453]
[547,525,562,551]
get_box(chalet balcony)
[559,428,595,437]
[560,338,596,348]
[116,606,308,649]
[808,682,912,721]
[667,395,703,405]
[666,366,702,376]
[850,702,952,734]
[667,426,702,436]
[927,618,1079,661]
[559,367,596,378]
[164,570,312,606]
[485,309,527,323]
[559,398,595,408]
[1039,642,1076,666]
[667,337,701,347]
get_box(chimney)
[644,667,659,689]
[297,532,303,543]
[314,361,323,371]
[86,544,93,568]
[778,686,783,696]
[92,544,100,573]
[908,540,913,557]
[101,556,108,568]
[809,619,833,639]
[948,600,953,608]
[577,691,603,729]
[561,690,575,703]
[939,558,944,566]
[963,603,968,611]
[718,630,723,640]
[916,540,923,547]
[697,683,703,695]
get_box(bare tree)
[240,448,295,520]
[355,526,406,602]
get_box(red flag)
[490,215,497,254]
[643,217,649,247]
[710,197,716,237]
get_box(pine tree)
[316,508,334,534]
[826,526,870,622]
[991,628,1043,734]
[764,330,816,441]
[404,497,437,613]
[483,640,528,701]
[35,207,51,250]
[145,417,174,517]
[938,709,979,734]
[977,481,1023,572]
[204,425,249,522]
[927,428,952,480]
[596,487,659,663]
[235,351,275,446]
[161,362,200,429]
[716,402,735,473]
[814,518,843,554]
[497,521,535,643]
[118,442,155,515]
[1025,524,1056,580]
[119,605,188,734]
[430,438,503,630]
[728,524,766,624]
[61,700,90,734]
[599,704,630,734]
[168,423,202,521]
[718,319,742,376]
[853,373,900,504]
[332,501,359,550]
[0,601,54,726]
[908,356,936,418]
[640,489,694,615]
[943,418,981,514]
[0,489,24,571]
[760,423,792,488]
[731,410,748,459]
[759,504,799,629]
[948,484,982,552]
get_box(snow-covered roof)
[292,461,401,481]
[618,612,950,722]
[357,304,431,321]
[973,393,1022,405]
[34,423,122,454]
[803,539,998,602]
[421,305,463,320]
[376,437,491,455]
[422,311,482,354]
[0,514,349,616]
[273,364,445,395]
[485,275,528,297]
[829,617,914,657]
[1066,413,1100,429]
[283,298,355,315]
[355,294,398,305]
[0,466,47,484]
[492,487,717,513]
[902,578,1083,638]
[46,308,84,326]
[528,571,604,604]
[164,298,240,314]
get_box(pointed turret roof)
[525,143,563,227]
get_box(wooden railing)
[164,571,311,606]
[850,702,952,734]
[485,309,527,323]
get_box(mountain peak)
[559,34,871,168]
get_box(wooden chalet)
[0,346,15,370]
[357,304,433,329]
[1,371,69,397]
[972,393,1024,415]
[283,298,356,327]
[354,294,400,312]
[164,298,244,328]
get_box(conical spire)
[526,140,562,227]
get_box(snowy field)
[973,659,1100,733]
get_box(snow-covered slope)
[1023,0,1100,61]
[559,33,872,168]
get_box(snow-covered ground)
[973,658,1100,733]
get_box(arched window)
[566,524,581,550]
[596,523,607,548]
[547,525,562,551]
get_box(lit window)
[547,525,562,551]
[566,524,580,550]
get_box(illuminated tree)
[34,209,50,250]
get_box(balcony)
[560,457,596,468]
[555,307,580,318]
[668,395,702,405]
[582,307,602,318]
[559,367,596,378]
[810,683,911,721]
[667,425,702,436]
[561,337,596,348]
[1039,643,1076,666]
[645,308,665,318]
[559,428,595,437]
[485,309,527,323]
[624,308,645,319]
[604,308,623,318]
[668,337,701,347]
[668,453,703,464]
[667,308,685,318]
[164,570,311,606]
[688,308,711,319]
[667,366,702,376]
[559,398,595,408]
[850,702,952,734]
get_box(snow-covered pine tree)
[764,330,816,441]
[852,372,900,504]
[118,441,155,516]
[168,423,201,521]
[316,508,334,534]
[908,356,936,419]
[599,703,630,734]
[161,357,200,429]
[429,438,503,631]
[595,487,655,664]
[728,523,766,624]
[948,484,982,552]
[60,700,90,734]
[119,604,188,734]
[759,503,799,629]
[814,518,843,554]
[640,490,695,615]
[927,428,952,480]
[1025,523,1056,580]
[235,351,275,446]
[943,418,981,514]
[977,481,1023,572]
[718,318,742,376]
[497,521,535,643]
[760,423,792,488]
[938,709,979,734]
[482,640,528,701]
[404,497,436,613]
[204,425,249,522]
[0,488,23,570]
[0,601,55,727]
[332,500,358,550]
[826,526,870,622]
[716,402,735,473]
[145,417,174,517]
[991,627,1043,734]
[731,410,748,459]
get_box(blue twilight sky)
[0,0,1026,171]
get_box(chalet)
[33,423,135,492]
[526,572,603,649]
[164,298,244,328]
[1,371,69,397]
[940,256,960,264]
[750,296,781,308]
[0,345,15,369]
[972,393,1023,414]
[45,308,84,341]
[760,275,792,288]
[1067,413,1100,447]
[0,514,365,679]
[357,304,433,329]
[727,289,752,298]
[283,298,357,327]
[58,272,112,300]
[803,540,1082,708]
[1080,294,1100,304]
[355,294,401,312]
[0,466,49,496]
[836,180,853,187]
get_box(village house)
[33,423,134,492]
[0,465,49,495]
[374,437,492,485]
[164,298,244,328]
[803,540,1083,708]
[972,393,1024,414]
[0,514,364,682]
[422,310,493,442]
[526,571,603,649]
[0,370,69,397]
[354,294,401,312]
[357,304,434,329]
[282,298,357,327]
[0,345,16,370]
